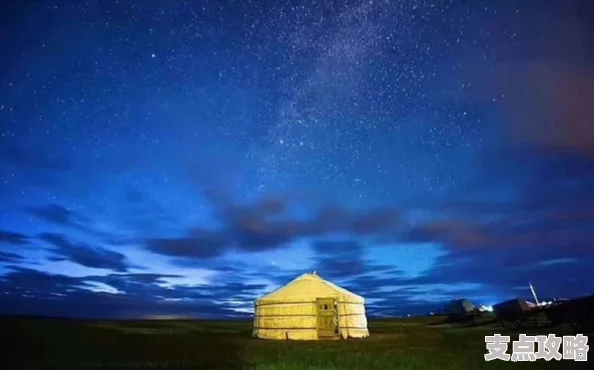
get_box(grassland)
[0,315,588,369]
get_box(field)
[0,315,588,370]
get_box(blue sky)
[0,0,593,319]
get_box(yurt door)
[316,298,337,337]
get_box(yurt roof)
[256,272,364,304]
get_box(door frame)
[316,297,338,338]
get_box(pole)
[529,282,539,305]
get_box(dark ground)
[0,315,589,370]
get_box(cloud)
[366,150,594,308]
[144,197,402,260]
[0,251,24,263]
[401,221,489,250]
[384,205,594,300]
[0,229,29,245]
[396,145,594,255]
[141,170,594,310]
[28,203,87,227]
[338,247,594,315]
[146,229,227,259]
[26,202,141,247]
[407,250,594,300]
[8,160,591,318]
[0,267,93,297]
[0,268,265,319]
[400,198,594,256]
[89,271,266,305]
[39,232,133,272]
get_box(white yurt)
[252,272,369,340]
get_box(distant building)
[253,272,369,340]
[493,298,531,312]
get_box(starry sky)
[1,0,593,319]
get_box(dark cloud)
[0,251,24,263]
[406,251,594,300]
[343,160,594,308]
[145,193,402,259]
[0,229,29,245]
[28,203,86,227]
[393,145,594,256]
[89,271,267,304]
[0,267,93,297]
[39,232,132,272]
[0,268,262,319]
[401,220,488,250]
[13,164,592,318]
[26,202,141,248]
[213,196,302,252]
[114,273,183,284]
[146,229,226,259]
[400,188,594,256]
[339,248,594,316]
[157,166,404,260]
[230,217,300,251]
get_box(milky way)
[245,0,484,204]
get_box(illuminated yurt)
[252,272,369,340]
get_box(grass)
[0,315,588,369]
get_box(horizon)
[0,289,576,321]
[1,0,593,320]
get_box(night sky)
[1,0,593,319]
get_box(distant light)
[151,53,156,58]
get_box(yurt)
[445,299,475,315]
[252,272,369,340]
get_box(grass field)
[0,315,588,369]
